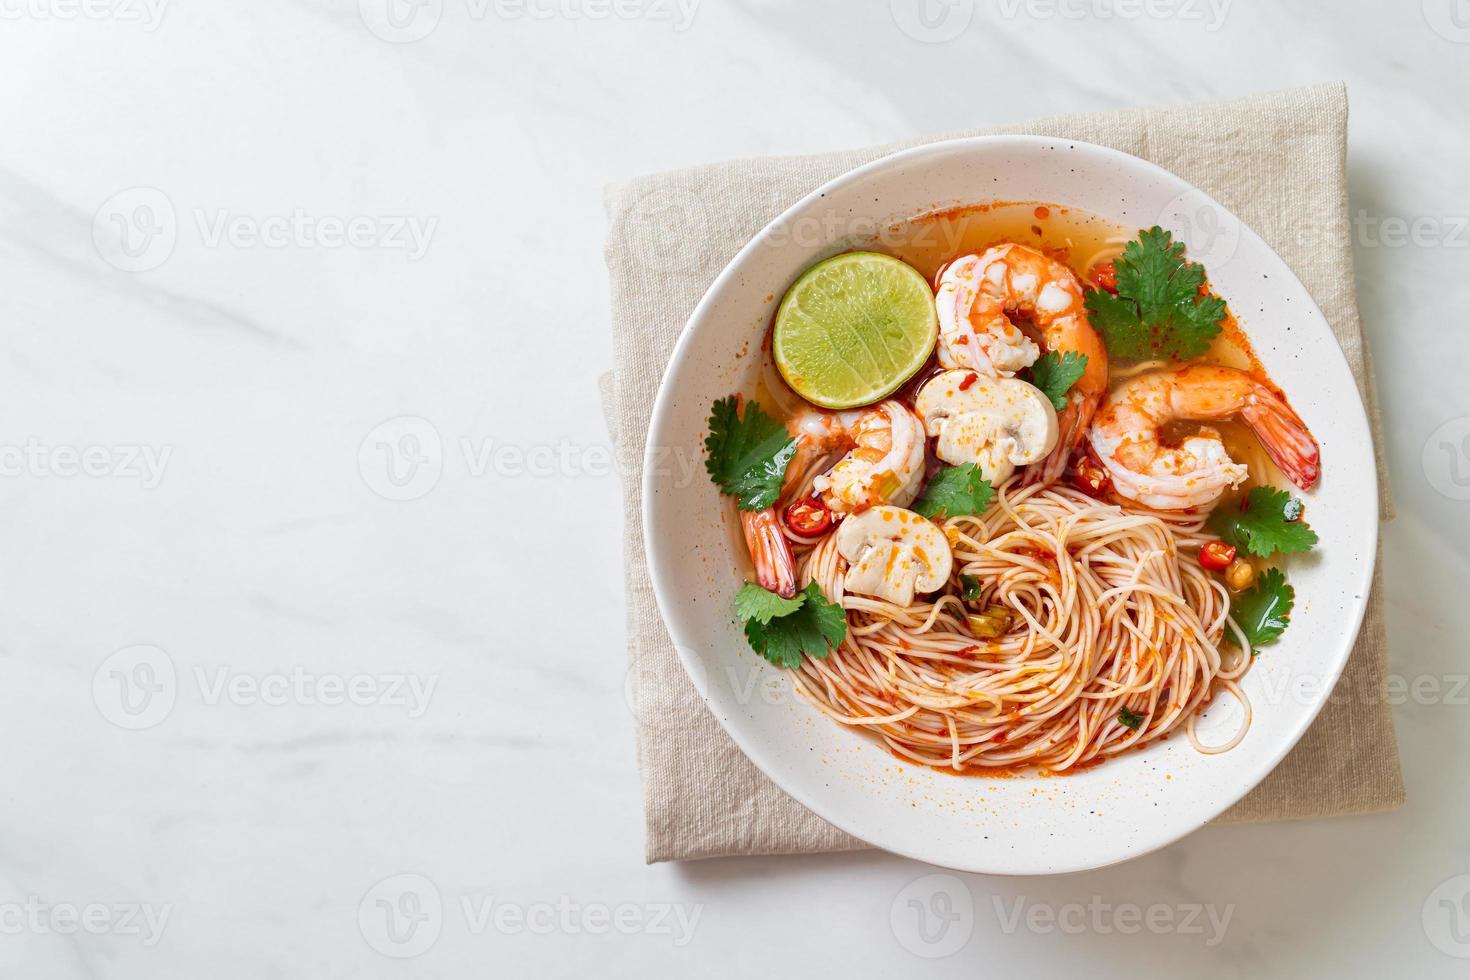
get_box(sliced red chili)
[1090,260,1118,294]
[1199,541,1237,571]
[784,497,832,538]
[1071,454,1112,498]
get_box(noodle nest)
[789,479,1252,772]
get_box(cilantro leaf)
[1230,567,1295,650]
[733,582,804,624]
[914,464,994,520]
[741,581,846,670]
[1118,706,1145,730]
[1029,351,1088,412]
[1210,487,1318,558]
[1084,226,1226,361]
[960,573,982,602]
[704,397,798,511]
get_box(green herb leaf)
[741,581,847,670]
[1210,486,1319,558]
[1118,706,1145,730]
[704,396,798,511]
[733,582,804,624]
[1230,567,1295,649]
[1029,351,1088,412]
[1084,226,1227,361]
[960,574,983,602]
[914,464,995,520]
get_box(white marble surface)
[1,1,1468,975]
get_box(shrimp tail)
[1025,391,1099,485]
[741,508,797,598]
[1240,386,1321,490]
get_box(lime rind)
[773,252,938,410]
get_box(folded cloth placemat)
[604,82,1404,864]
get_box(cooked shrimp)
[741,509,798,597]
[935,244,1108,483]
[1088,365,1321,511]
[801,400,927,515]
[935,251,1040,376]
[739,400,926,596]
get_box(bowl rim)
[640,134,1378,874]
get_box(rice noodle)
[786,478,1248,773]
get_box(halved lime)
[773,252,938,410]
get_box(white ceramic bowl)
[642,136,1376,874]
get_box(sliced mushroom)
[835,505,953,607]
[914,369,1059,484]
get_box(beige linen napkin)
[604,82,1404,864]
